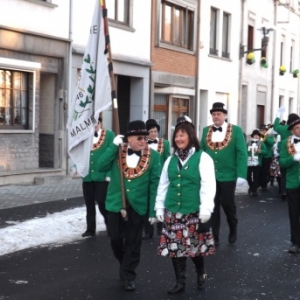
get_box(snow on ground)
[0,207,105,257]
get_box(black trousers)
[211,180,237,240]
[82,181,109,233]
[259,157,272,188]
[280,167,287,195]
[286,187,300,245]
[107,204,144,281]
[247,166,260,192]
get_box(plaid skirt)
[157,209,215,258]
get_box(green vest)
[165,151,202,214]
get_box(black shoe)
[261,187,268,191]
[228,233,237,244]
[214,238,220,246]
[81,230,95,237]
[248,188,252,195]
[197,273,207,290]
[142,233,153,240]
[281,194,286,201]
[167,282,185,294]
[252,190,258,196]
[288,244,300,254]
[123,280,136,291]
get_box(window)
[222,12,230,58]
[210,7,218,55]
[160,1,195,51]
[107,0,130,25]
[0,70,32,129]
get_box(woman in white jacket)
[155,116,216,295]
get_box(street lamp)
[239,26,274,59]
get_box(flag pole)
[102,0,127,220]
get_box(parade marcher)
[279,114,300,253]
[97,120,161,291]
[247,129,267,196]
[273,107,293,200]
[258,124,275,191]
[81,117,115,237]
[142,119,171,239]
[270,134,282,195]
[200,102,248,246]
[155,116,216,294]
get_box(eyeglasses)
[137,136,147,141]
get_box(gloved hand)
[113,134,124,146]
[276,106,286,118]
[199,214,211,223]
[156,208,164,223]
[236,177,246,187]
[148,218,157,225]
[293,153,300,161]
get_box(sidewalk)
[0,176,249,211]
[0,178,83,210]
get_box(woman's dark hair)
[172,123,200,152]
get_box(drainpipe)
[195,0,201,137]
[271,0,278,121]
[66,0,73,175]
[238,0,245,128]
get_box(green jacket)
[83,129,115,182]
[165,151,202,214]
[97,143,161,217]
[200,124,248,181]
[261,135,275,158]
[273,117,291,151]
[279,137,300,189]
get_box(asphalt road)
[1,187,300,300]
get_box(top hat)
[146,119,160,132]
[251,129,261,138]
[287,113,300,130]
[125,120,148,137]
[175,115,194,129]
[210,102,227,114]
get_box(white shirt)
[155,148,216,216]
[126,146,141,168]
[92,128,102,149]
[211,122,228,142]
[147,138,158,151]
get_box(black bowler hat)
[210,102,227,114]
[175,115,194,129]
[146,119,160,132]
[259,124,267,130]
[125,120,148,137]
[287,113,300,130]
[251,129,261,138]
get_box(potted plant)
[260,57,268,68]
[246,52,255,65]
[293,69,299,78]
[279,65,286,75]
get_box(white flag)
[67,0,111,177]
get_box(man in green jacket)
[81,117,115,237]
[279,113,300,254]
[200,102,248,246]
[97,120,161,291]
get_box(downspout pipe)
[195,0,201,137]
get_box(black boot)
[191,256,207,290]
[167,257,186,294]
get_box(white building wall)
[198,0,241,133]
[0,0,70,39]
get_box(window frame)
[107,0,134,31]
[156,0,197,54]
[0,58,39,133]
